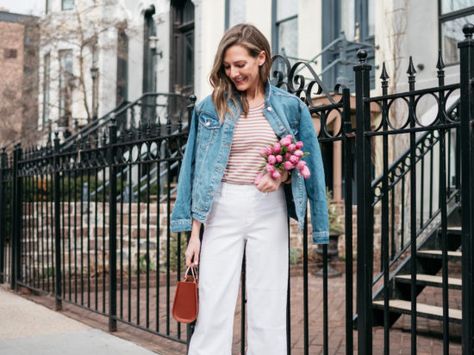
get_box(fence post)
[108,118,118,332]
[53,133,62,310]
[0,148,6,284]
[342,86,354,354]
[11,144,22,290]
[459,23,474,354]
[354,49,374,355]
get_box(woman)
[171,23,328,354]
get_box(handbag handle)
[184,265,198,282]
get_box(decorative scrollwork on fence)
[270,54,341,108]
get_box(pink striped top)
[222,102,278,184]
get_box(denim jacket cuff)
[170,218,192,233]
[312,230,329,244]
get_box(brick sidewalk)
[12,267,462,354]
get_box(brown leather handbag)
[172,266,199,323]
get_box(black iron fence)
[0,150,12,286]
[1,25,474,355]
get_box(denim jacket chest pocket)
[195,112,222,170]
[197,112,221,142]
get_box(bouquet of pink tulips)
[257,134,311,181]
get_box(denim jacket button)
[267,106,273,111]
[205,121,210,126]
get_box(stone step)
[373,299,462,323]
[395,274,462,290]
[417,250,462,260]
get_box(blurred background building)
[0,10,39,147]
[0,0,472,198]
[16,0,471,140]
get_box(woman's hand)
[254,170,288,193]
[185,220,202,267]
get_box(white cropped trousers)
[188,182,289,355]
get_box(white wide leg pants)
[188,182,289,355]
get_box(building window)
[116,28,128,106]
[225,0,246,29]
[170,0,195,95]
[3,48,17,59]
[272,0,298,59]
[368,0,374,37]
[321,0,375,90]
[439,0,474,65]
[331,0,374,43]
[58,49,73,128]
[62,0,74,11]
[90,41,99,120]
[42,53,51,125]
[143,5,157,94]
[45,0,50,14]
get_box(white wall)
[374,0,460,94]
[245,0,272,42]
[193,0,225,99]
[299,0,322,71]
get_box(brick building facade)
[0,11,39,147]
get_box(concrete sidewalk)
[0,287,158,355]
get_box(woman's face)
[223,45,266,95]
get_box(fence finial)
[380,62,389,81]
[357,49,367,63]
[406,56,417,77]
[463,23,474,39]
[436,50,445,70]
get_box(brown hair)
[209,23,272,120]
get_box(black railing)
[351,24,474,355]
[0,149,12,285]
[370,97,460,276]
[1,25,474,355]
[9,93,193,344]
[271,53,355,354]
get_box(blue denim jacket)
[170,82,329,244]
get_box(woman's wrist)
[190,219,202,240]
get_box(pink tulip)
[297,160,306,169]
[285,134,293,140]
[287,143,296,152]
[271,170,281,179]
[289,155,299,164]
[294,149,304,157]
[285,152,291,160]
[284,161,295,170]
[266,164,275,173]
[260,147,268,156]
[276,155,283,163]
[265,146,273,155]
[268,155,276,164]
[300,165,311,179]
[272,143,281,154]
[280,137,292,146]
[295,141,304,149]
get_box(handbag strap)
[184,265,198,282]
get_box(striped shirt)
[222,102,278,184]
